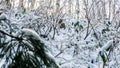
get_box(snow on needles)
[16,28,41,40]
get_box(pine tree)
[0,16,59,68]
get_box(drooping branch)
[0,30,23,40]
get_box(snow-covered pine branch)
[15,28,41,40]
[15,28,59,68]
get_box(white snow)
[100,40,113,51]
[15,28,41,40]
[0,59,5,68]
[0,1,120,67]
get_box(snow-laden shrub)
[0,15,59,68]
